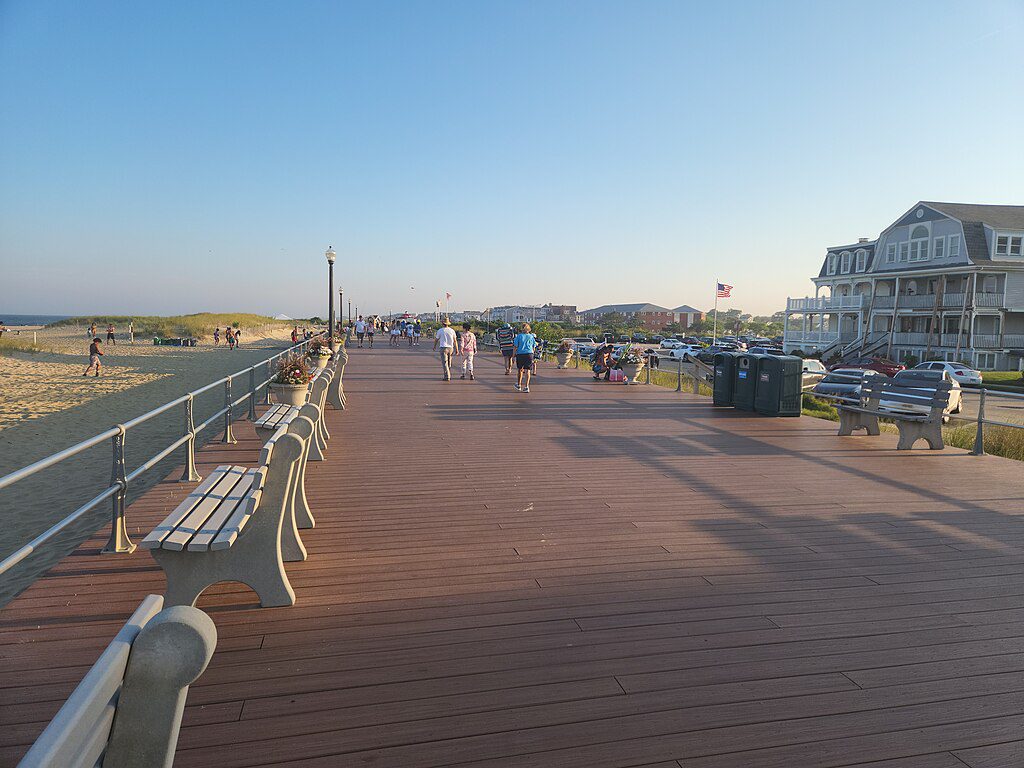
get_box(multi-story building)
[783,201,1024,370]
[672,305,705,328]
[582,303,676,329]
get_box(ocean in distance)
[0,314,72,326]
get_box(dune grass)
[47,313,294,340]
[0,336,43,356]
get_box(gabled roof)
[671,305,703,314]
[584,303,670,314]
[923,202,1024,230]
[817,242,877,279]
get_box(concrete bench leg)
[328,354,348,411]
[838,409,880,436]
[896,420,944,450]
[287,415,316,530]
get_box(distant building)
[671,305,705,328]
[784,201,1024,370]
[582,303,675,329]
[542,304,579,323]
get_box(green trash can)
[732,354,764,411]
[755,355,803,417]
[712,352,737,406]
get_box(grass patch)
[647,367,712,396]
[47,313,294,341]
[801,395,840,421]
[0,336,42,356]
[979,371,1024,391]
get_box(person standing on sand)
[291,326,299,344]
[0,321,6,339]
[496,322,515,375]
[88,322,96,339]
[83,337,104,377]
[458,322,477,380]
[513,323,537,393]
[225,327,236,350]
[434,318,458,381]
[128,321,134,344]
[235,328,241,346]
[106,323,116,345]
[213,328,221,345]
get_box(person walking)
[106,323,116,345]
[496,322,516,375]
[354,316,366,348]
[225,327,236,350]
[213,328,221,345]
[390,323,401,347]
[88,322,96,339]
[513,323,537,393]
[83,337,104,377]
[434,318,458,381]
[458,322,477,380]
[291,326,299,344]
[366,317,375,348]
[413,320,422,346]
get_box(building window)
[982,275,998,293]
[934,236,945,259]
[826,254,836,275]
[995,233,1023,257]
[886,243,896,263]
[949,234,961,257]
[840,251,852,273]
[909,225,929,261]
[899,242,909,261]
[975,352,996,370]
[855,249,867,272]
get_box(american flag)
[716,283,733,298]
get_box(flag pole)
[712,279,719,345]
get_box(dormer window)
[840,251,852,273]
[886,243,896,263]
[855,249,867,272]
[995,233,1023,257]
[909,225,929,261]
[949,234,961,257]
[934,236,945,259]
[825,254,836,274]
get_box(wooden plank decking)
[4,345,1024,767]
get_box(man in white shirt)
[354,316,366,348]
[433,317,458,381]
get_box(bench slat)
[186,469,259,551]
[140,468,237,550]
[157,468,249,551]
[254,404,296,429]
[210,468,265,551]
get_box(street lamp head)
[325,246,336,265]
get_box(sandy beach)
[0,321,300,603]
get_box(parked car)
[696,344,740,363]
[880,369,963,415]
[650,335,665,343]
[660,344,703,361]
[914,361,983,386]
[660,339,683,349]
[812,368,883,403]
[679,337,703,346]
[631,333,647,343]
[831,356,905,377]
[746,346,785,355]
[802,358,828,385]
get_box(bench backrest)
[309,373,330,413]
[861,375,952,416]
[18,596,216,768]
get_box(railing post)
[180,395,201,482]
[972,387,986,456]
[222,376,236,444]
[645,362,651,385]
[248,366,257,421]
[693,373,701,395]
[102,425,135,554]
[263,360,272,404]
[676,359,683,392]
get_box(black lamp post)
[325,246,336,351]
[339,288,344,336]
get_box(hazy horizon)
[2,1,1022,318]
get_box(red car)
[829,356,905,377]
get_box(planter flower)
[615,344,646,385]
[555,341,574,369]
[269,354,312,406]
[306,340,333,370]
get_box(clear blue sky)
[1,0,1022,318]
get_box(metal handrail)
[0,332,325,578]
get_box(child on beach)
[213,328,221,345]
[83,337,104,377]
[225,327,236,350]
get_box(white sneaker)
[523,387,530,393]
[514,384,521,391]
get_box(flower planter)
[619,362,643,384]
[311,356,329,371]
[555,351,572,369]
[269,382,308,406]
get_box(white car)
[879,369,963,416]
[802,359,827,376]
[660,344,702,361]
[914,361,983,386]
[660,339,683,349]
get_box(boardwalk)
[4,345,1024,767]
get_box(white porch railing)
[976,293,1005,308]
[1004,334,1024,348]
[973,335,1001,348]
[786,295,864,312]
[943,293,966,308]
[872,296,895,309]
[891,332,930,345]
[785,331,840,346]
[897,294,937,309]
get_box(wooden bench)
[17,595,216,768]
[837,374,952,450]
[327,346,348,410]
[256,372,331,460]
[141,428,309,608]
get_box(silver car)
[811,368,883,404]
[880,369,963,416]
